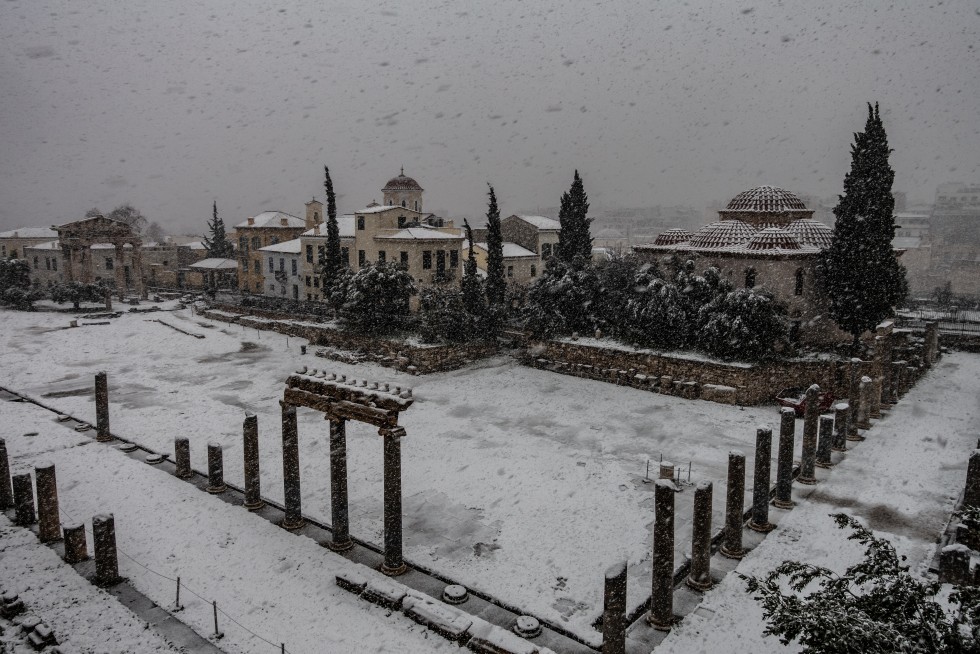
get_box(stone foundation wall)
[197,304,497,374]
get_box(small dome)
[688,220,755,249]
[725,186,808,212]
[744,227,802,251]
[383,170,423,192]
[653,228,694,246]
[787,219,833,249]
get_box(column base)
[380,561,408,577]
[772,498,794,509]
[748,520,775,533]
[323,538,354,552]
[280,517,306,531]
[96,434,114,443]
[858,422,872,430]
[206,484,227,495]
[797,476,817,485]
[815,461,834,469]
[646,613,673,632]
[685,576,712,592]
[831,446,847,453]
[719,545,743,560]
[94,575,125,588]
[243,500,265,511]
[846,433,866,442]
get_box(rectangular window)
[33,256,39,269]
[436,250,446,272]
[341,247,350,266]
[306,245,313,263]
[531,264,537,277]
[268,257,274,273]
[378,250,386,263]
[239,237,248,254]
[507,265,514,278]
[271,237,280,245]
[305,276,311,287]
[449,250,459,268]
[357,217,365,230]
[52,258,57,271]
[255,281,261,291]
[252,237,261,250]
[291,259,297,275]
[317,245,325,261]
[358,250,366,267]
[254,259,261,273]
[105,257,113,270]
[313,277,319,288]
[45,258,51,271]
[422,250,432,270]
[400,251,409,266]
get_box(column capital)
[379,425,406,439]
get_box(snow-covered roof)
[302,215,356,239]
[23,240,61,250]
[893,236,924,249]
[469,242,537,258]
[189,258,238,270]
[356,205,424,215]
[0,227,59,239]
[375,228,462,241]
[183,241,207,250]
[257,238,303,254]
[235,211,305,229]
[724,185,808,212]
[512,215,560,230]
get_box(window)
[422,250,432,269]
[313,212,319,222]
[105,257,113,270]
[45,258,51,271]
[255,281,261,291]
[401,200,406,208]
[33,256,39,269]
[450,250,459,268]
[794,268,804,296]
[378,250,386,263]
[542,243,552,258]
[306,245,313,263]
[268,257,274,273]
[358,250,365,267]
[254,259,261,273]
[271,237,279,245]
[252,237,261,250]
[414,201,419,211]
[398,216,406,228]
[357,217,365,230]
[163,260,169,267]
[317,245,325,262]
[507,265,514,278]
[531,264,537,277]
[313,277,319,288]
[279,258,285,272]
[436,250,446,273]
[239,237,248,254]
[744,267,756,289]
[400,251,409,266]
[341,247,349,266]
[291,259,297,275]
[305,276,311,287]
[52,258,57,271]
[292,285,299,300]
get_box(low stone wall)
[522,340,875,406]
[196,305,497,374]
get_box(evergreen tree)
[697,288,788,361]
[319,165,343,284]
[557,170,593,263]
[461,218,485,317]
[203,201,234,258]
[484,184,506,307]
[339,261,416,335]
[821,103,907,348]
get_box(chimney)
[247,217,255,226]
[280,217,288,226]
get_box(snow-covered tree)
[484,184,505,308]
[107,204,148,235]
[339,261,415,335]
[461,218,486,318]
[203,201,234,258]
[557,170,592,263]
[0,259,42,310]
[697,287,788,361]
[50,280,108,310]
[318,165,344,287]
[623,276,689,349]
[741,513,980,653]
[593,255,644,338]
[524,257,601,337]
[418,287,482,344]
[821,103,907,348]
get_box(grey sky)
[1,0,977,234]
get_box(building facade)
[235,211,309,293]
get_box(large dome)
[744,227,802,251]
[382,171,423,192]
[688,220,755,249]
[719,185,813,227]
[653,228,694,246]
[787,219,833,249]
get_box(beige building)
[0,227,59,260]
[235,210,309,293]
[465,242,539,287]
[299,214,355,302]
[500,214,561,259]
[634,185,848,345]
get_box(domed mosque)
[634,185,839,344]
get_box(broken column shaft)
[832,403,849,452]
[773,408,796,509]
[0,438,12,509]
[174,437,192,479]
[964,450,980,509]
[95,371,112,442]
[721,450,745,559]
[816,416,835,469]
[206,442,226,494]
[242,413,263,510]
[857,377,872,429]
[93,513,121,586]
[687,481,713,590]
[749,428,774,532]
[602,561,628,654]
[648,479,675,631]
[798,385,820,485]
[280,403,305,530]
[326,418,352,551]
[380,426,407,575]
[35,462,61,542]
[12,473,36,526]
[63,523,89,564]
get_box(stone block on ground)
[402,591,473,643]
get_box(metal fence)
[897,310,980,335]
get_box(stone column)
[63,524,89,564]
[648,479,675,631]
[832,403,849,452]
[749,428,774,532]
[0,438,12,509]
[35,462,61,543]
[798,385,820,485]
[132,245,146,299]
[380,425,407,576]
[113,244,126,300]
[857,377,872,429]
[687,481,713,590]
[63,245,76,282]
[82,242,95,283]
[721,450,745,559]
[174,437,192,479]
[815,415,835,468]
[12,473,36,526]
[243,413,263,510]
[773,408,795,509]
[893,360,908,397]
[964,450,980,509]
[848,359,862,438]
[280,403,305,530]
[93,513,121,586]
[602,561,628,654]
[103,286,113,310]
[95,371,111,442]
[206,442,226,494]
[326,417,352,551]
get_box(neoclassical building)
[634,186,843,344]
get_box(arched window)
[401,200,406,208]
[744,267,756,288]
[314,212,319,222]
[794,268,804,295]
[414,201,418,211]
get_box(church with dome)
[634,186,841,345]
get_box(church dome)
[653,228,694,246]
[382,170,423,192]
[744,227,802,251]
[688,220,755,249]
[787,219,833,249]
[725,186,808,212]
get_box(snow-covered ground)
[0,306,781,641]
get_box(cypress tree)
[203,201,234,258]
[821,103,907,348]
[319,165,343,284]
[461,218,484,316]
[484,184,506,307]
[557,170,593,263]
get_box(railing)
[896,310,980,335]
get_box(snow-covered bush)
[523,257,601,337]
[0,259,43,310]
[338,261,415,335]
[623,276,689,349]
[417,287,483,344]
[697,287,788,361]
